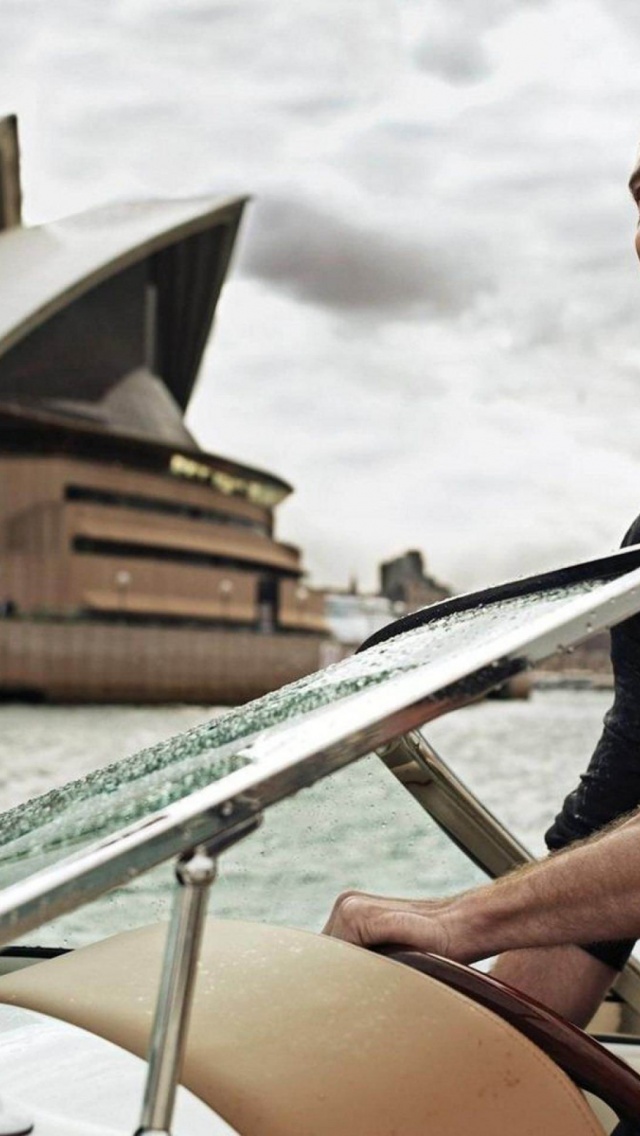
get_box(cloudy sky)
[3,0,640,592]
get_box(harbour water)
[0,687,612,947]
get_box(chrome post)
[135,846,217,1136]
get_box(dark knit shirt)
[545,516,640,969]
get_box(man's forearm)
[446,809,640,962]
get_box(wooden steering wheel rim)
[383,949,640,1125]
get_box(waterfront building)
[0,116,335,702]
[380,550,451,611]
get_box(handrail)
[0,560,639,948]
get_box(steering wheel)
[383,949,640,1128]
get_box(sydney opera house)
[0,116,335,702]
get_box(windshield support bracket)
[135,807,260,1136]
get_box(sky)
[2,0,640,592]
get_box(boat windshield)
[0,549,640,949]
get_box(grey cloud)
[238,193,492,318]
[285,95,356,120]
[412,0,549,84]
[415,26,492,85]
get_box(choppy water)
[0,687,612,947]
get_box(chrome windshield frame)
[0,556,640,947]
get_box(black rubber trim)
[357,544,640,654]
[0,946,72,959]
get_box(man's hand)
[322,889,471,960]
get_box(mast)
[0,116,21,231]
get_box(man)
[325,522,640,1024]
[325,478,640,1025]
[492,514,640,1026]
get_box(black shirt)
[545,516,640,969]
